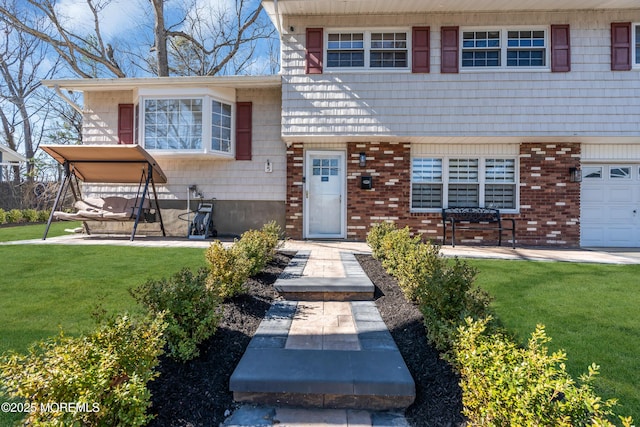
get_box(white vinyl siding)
[282,10,640,139]
[411,156,517,211]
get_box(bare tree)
[0,18,59,181]
[0,0,277,78]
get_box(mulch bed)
[147,252,465,427]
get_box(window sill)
[147,150,235,160]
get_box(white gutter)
[54,84,84,114]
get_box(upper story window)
[141,95,234,156]
[411,157,518,211]
[326,29,409,70]
[461,27,548,70]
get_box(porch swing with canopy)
[41,144,167,241]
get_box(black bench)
[442,207,516,248]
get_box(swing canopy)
[41,144,167,184]
[41,144,167,241]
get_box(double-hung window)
[326,30,409,70]
[462,28,548,69]
[411,157,517,211]
[141,95,234,156]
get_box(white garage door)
[581,165,640,247]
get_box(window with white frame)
[141,96,234,155]
[411,157,517,210]
[461,28,547,69]
[326,30,409,70]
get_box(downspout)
[273,0,283,38]
[53,84,84,114]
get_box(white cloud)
[55,0,147,39]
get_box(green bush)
[454,317,634,427]
[0,208,6,224]
[235,230,275,277]
[378,226,421,276]
[130,268,222,362]
[367,221,398,260]
[0,313,166,427]
[261,220,284,247]
[394,240,442,301]
[5,209,23,224]
[22,209,39,222]
[37,209,51,222]
[417,256,491,354]
[205,241,251,299]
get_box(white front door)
[581,164,640,247]
[305,151,346,238]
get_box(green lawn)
[0,242,208,425]
[0,221,82,242]
[469,259,640,422]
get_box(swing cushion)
[54,197,150,221]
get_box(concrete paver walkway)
[227,245,414,426]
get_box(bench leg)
[452,223,456,247]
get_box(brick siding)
[285,142,581,247]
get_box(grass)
[469,259,640,422]
[0,221,82,242]
[0,245,207,354]
[0,243,208,425]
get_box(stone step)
[229,301,415,410]
[274,277,375,301]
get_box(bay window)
[141,95,234,156]
[411,157,518,211]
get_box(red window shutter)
[412,27,430,73]
[235,102,252,161]
[611,22,631,71]
[118,104,134,144]
[551,25,571,72]
[441,26,459,74]
[306,28,323,74]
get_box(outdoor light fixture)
[359,152,366,167]
[569,167,582,183]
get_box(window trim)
[633,23,640,68]
[324,28,412,72]
[410,156,520,213]
[137,91,236,158]
[460,26,550,72]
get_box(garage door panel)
[608,187,633,203]
[581,163,640,247]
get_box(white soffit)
[264,0,639,17]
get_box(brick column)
[346,142,412,240]
[518,143,581,246]
[285,143,304,239]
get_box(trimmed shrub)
[205,241,251,299]
[367,221,398,260]
[394,240,442,301]
[0,208,6,224]
[37,209,51,222]
[235,230,275,276]
[454,317,634,427]
[261,220,284,247]
[0,313,166,427]
[6,209,23,224]
[378,226,421,276]
[22,208,39,222]
[130,268,222,362]
[417,256,491,354]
